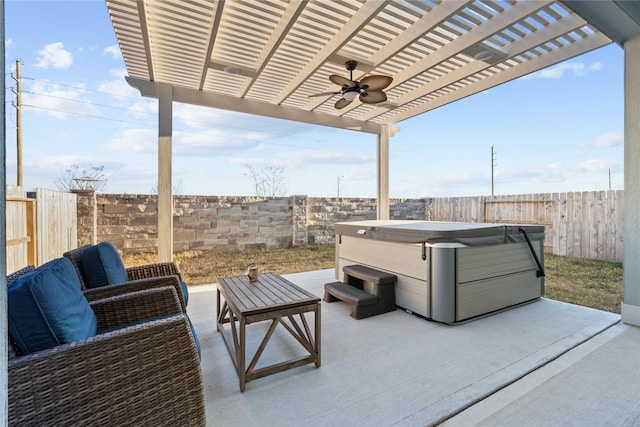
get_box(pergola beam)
[126,76,384,135]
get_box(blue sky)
[5,1,624,198]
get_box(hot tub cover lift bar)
[520,227,545,278]
[417,228,545,279]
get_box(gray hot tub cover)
[334,220,545,246]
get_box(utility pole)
[491,145,497,197]
[12,60,22,187]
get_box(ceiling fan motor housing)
[345,60,358,71]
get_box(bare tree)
[244,164,288,197]
[55,164,115,192]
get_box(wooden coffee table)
[216,272,321,391]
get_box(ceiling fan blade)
[360,75,393,91]
[360,90,387,104]
[334,98,353,109]
[308,91,341,97]
[329,74,356,88]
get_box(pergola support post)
[622,33,640,326]
[377,124,390,220]
[157,84,173,262]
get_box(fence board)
[615,190,624,261]
[6,186,30,273]
[35,189,77,264]
[596,191,606,259]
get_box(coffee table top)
[217,272,320,316]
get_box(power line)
[20,104,323,151]
[18,75,317,131]
[20,75,142,101]
[22,90,149,113]
[22,104,155,127]
[13,74,368,152]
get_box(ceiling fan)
[310,60,393,109]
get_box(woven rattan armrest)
[90,286,183,331]
[83,275,186,312]
[8,315,205,426]
[126,261,183,281]
[6,265,35,283]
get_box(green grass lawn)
[543,254,623,313]
[123,246,623,314]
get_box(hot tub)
[334,220,545,324]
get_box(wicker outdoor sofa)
[7,264,206,426]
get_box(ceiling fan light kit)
[343,90,360,101]
[311,60,393,110]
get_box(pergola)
[104,0,640,326]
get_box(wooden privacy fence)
[5,186,77,273]
[6,186,36,272]
[426,191,624,262]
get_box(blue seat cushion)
[8,257,97,355]
[187,315,201,360]
[81,242,129,289]
[180,281,189,305]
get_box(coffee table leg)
[216,288,221,331]
[239,317,246,392]
[315,303,321,368]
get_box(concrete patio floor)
[186,269,635,427]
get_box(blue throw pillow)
[8,257,97,354]
[81,242,129,288]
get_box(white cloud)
[525,61,603,80]
[106,127,265,155]
[430,172,486,188]
[127,99,157,118]
[229,157,280,167]
[33,154,121,171]
[6,38,14,49]
[174,104,285,133]
[24,80,100,119]
[578,159,620,172]
[592,132,623,147]
[103,45,121,59]
[279,149,374,165]
[109,67,127,78]
[97,78,141,99]
[175,129,263,154]
[342,167,375,181]
[105,128,157,152]
[34,42,73,69]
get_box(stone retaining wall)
[75,191,428,254]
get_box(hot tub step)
[324,281,378,306]
[324,264,397,320]
[342,264,396,284]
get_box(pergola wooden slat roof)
[106,0,610,133]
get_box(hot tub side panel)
[453,240,544,322]
[336,236,430,317]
